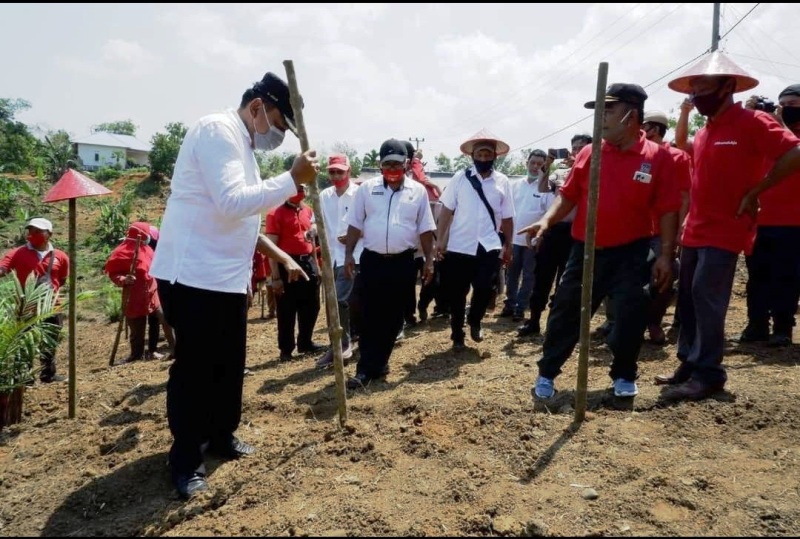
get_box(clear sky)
[2,3,798,164]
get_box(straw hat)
[459,128,510,156]
[668,51,759,94]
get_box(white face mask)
[253,105,285,151]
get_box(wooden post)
[68,199,77,419]
[283,60,348,427]
[574,62,608,423]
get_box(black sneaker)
[174,471,208,500]
[470,325,484,343]
[206,436,255,460]
[768,332,792,347]
[738,325,769,343]
[40,374,68,384]
[346,372,371,391]
[418,308,428,323]
[498,307,514,318]
[517,319,540,337]
[279,351,293,362]
[297,342,326,354]
[512,311,525,322]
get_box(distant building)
[72,132,151,171]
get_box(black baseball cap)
[584,83,648,109]
[379,138,408,164]
[779,84,800,99]
[254,72,301,135]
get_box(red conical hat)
[668,51,759,94]
[43,168,112,202]
[459,128,510,156]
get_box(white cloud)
[58,39,161,79]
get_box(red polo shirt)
[682,104,800,253]
[652,142,692,235]
[758,167,800,226]
[0,244,69,292]
[561,133,679,248]
[265,203,314,256]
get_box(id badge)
[633,171,652,184]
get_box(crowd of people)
[3,51,800,500]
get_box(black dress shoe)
[662,379,724,402]
[346,372,371,391]
[40,374,68,383]
[470,325,484,343]
[737,325,769,343]
[517,319,540,337]
[207,437,255,460]
[498,307,514,318]
[174,471,208,500]
[297,342,326,354]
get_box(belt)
[366,248,415,259]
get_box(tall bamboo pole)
[574,62,608,423]
[283,60,347,427]
[67,199,77,419]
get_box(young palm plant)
[0,270,62,393]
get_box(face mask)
[474,160,494,174]
[527,171,541,182]
[332,177,349,189]
[288,192,305,205]
[782,106,800,127]
[27,231,47,249]
[382,168,405,183]
[691,90,728,117]
[253,106,285,151]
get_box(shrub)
[93,166,122,183]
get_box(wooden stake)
[68,199,77,419]
[283,60,348,427]
[574,62,608,423]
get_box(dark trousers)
[443,244,501,340]
[538,238,650,382]
[745,226,800,334]
[505,244,537,314]
[157,279,248,477]
[356,249,416,379]
[418,260,449,315]
[39,314,64,381]
[276,255,320,353]
[148,311,160,351]
[404,257,424,322]
[529,221,574,320]
[127,316,147,360]
[676,247,738,386]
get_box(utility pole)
[711,3,720,51]
[409,137,425,150]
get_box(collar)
[470,165,495,181]
[382,178,406,191]
[230,108,253,146]
[602,130,647,155]
[25,242,53,254]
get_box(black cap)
[254,72,301,134]
[779,84,800,99]
[379,138,408,164]
[403,140,415,159]
[584,83,648,109]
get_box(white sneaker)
[342,343,353,359]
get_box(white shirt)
[346,176,436,255]
[150,108,297,294]
[440,166,515,255]
[511,176,553,246]
[319,182,363,267]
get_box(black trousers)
[443,244,501,340]
[418,260,449,315]
[157,279,248,477]
[538,238,650,382]
[745,225,800,334]
[404,257,424,322]
[148,311,160,351]
[356,249,416,379]
[276,255,320,353]
[529,221,574,319]
[39,314,64,381]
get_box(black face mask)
[781,106,800,127]
[474,160,494,174]
[691,90,729,117]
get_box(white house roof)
[72,132,151,152]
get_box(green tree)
[38,130,77,181]
[149,122,188,180]
[363,149,379,168]
[434,153,452,172]
[331,142,363,178]
[667,108,706,137]
[349,155,363,178]
[256,151,291,179]
[452,155,471,172]
[93,120,137,136]
[0,98,38,174]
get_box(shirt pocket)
[397,199,419,223]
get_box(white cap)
[26,217,53,232]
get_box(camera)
[753,96,777,113]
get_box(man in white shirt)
[149,71,319,500]
[435,129,515,349]
[501,149,550,322]
[315,154,363,368]
[343,139,436,390]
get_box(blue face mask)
[474,160,494,174]
[253,106,285,151]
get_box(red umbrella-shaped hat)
[43,168,112,203]
[668,51,759,95]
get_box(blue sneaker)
[613,378,638,397]
[534,376,555,399]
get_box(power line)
[719,3,760,40]
[726,51,800,71]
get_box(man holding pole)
[149,71,319,499]
[518,83,680,400]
